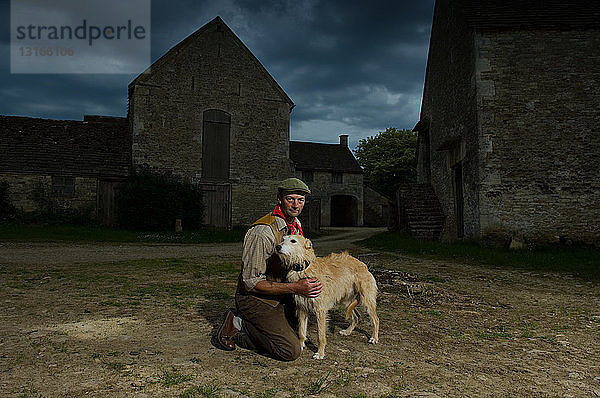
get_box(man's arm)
[252,278,322,298]
[241,224,322,298]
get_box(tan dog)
[275,234,379,359]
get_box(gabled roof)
[290,141,363,173]
[458,0,600,30]
[129,16,294,108]
[0,115,130,178]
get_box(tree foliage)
[354,127,417,196]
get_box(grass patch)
[179,383,220,398]
[476,330,513,340]
[105,361,126,372]
[360,231,600,280]
[257,387,278,398]
[160,367,193,387]
[306,371,331,395]
[0,223,246,243]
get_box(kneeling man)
[215,178,322,361]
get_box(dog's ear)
[304,238,312,250]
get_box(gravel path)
[0,227,386,265]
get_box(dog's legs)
[313,310,327,359]
[339,299,359,336]
[363,293,379,344]
[360,278,379,344]
[297,307,308,350]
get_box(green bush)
[0,181,17,222]
[115,168,204,231]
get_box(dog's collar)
[292,260,310,272]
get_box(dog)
[275,234,379,359]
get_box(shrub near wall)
[0,181,17,222]
[116,169,204,231]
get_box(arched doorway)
[330,195,358,227]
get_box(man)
[215,177,322,361]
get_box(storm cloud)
[0,0,434,149]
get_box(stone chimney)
[339,134,349,147]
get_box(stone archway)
[330,195,358,227]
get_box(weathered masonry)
[0,115,129,226]
[290,135,364,228]
[129,16,294,228]
[2,17,379,230]
[415,0,600,245]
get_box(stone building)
[290,135,364,227]
[414,0,600,245]
[0,115,129,225]
[129,16,294,228]
[2,17,373,230]
[363,185,390,227]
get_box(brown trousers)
[234,293,301,361]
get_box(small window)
[332,172,343,184]
[52,176,75,198]
[302,170,314,183]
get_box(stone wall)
[418,0,481,240]
[129,18,293,227]
[363,185,390,227]
[1,173,98,216]
[295,171,363,227]
[475,29,600,245]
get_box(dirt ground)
[1,228,599,397]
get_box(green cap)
[278,177,311,195]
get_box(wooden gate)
[200,183,231,229]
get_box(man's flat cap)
[278,178,311,194]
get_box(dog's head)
[275,234,316,271]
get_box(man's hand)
[293,278,322,298]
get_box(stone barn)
[0,115,130,225]
[1,17,378,231]
[414,0,600,245]
[290,135,364,227]
[128,16,294,228]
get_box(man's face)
[278,193,306,220]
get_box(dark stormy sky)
[1,0,435,149]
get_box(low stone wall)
[1,173,98,217]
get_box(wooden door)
[97,180,118,226]
[200,183,231,229]
[202,109,230,180]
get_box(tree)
[354,127,417,197]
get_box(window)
[332,172,343,184]
[302,170,314,183]
[52,176,75,198]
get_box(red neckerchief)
[272,205,304,236]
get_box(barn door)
[200,183,231,229]
[202,109,230,180]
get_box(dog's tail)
[345,299,359,319]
